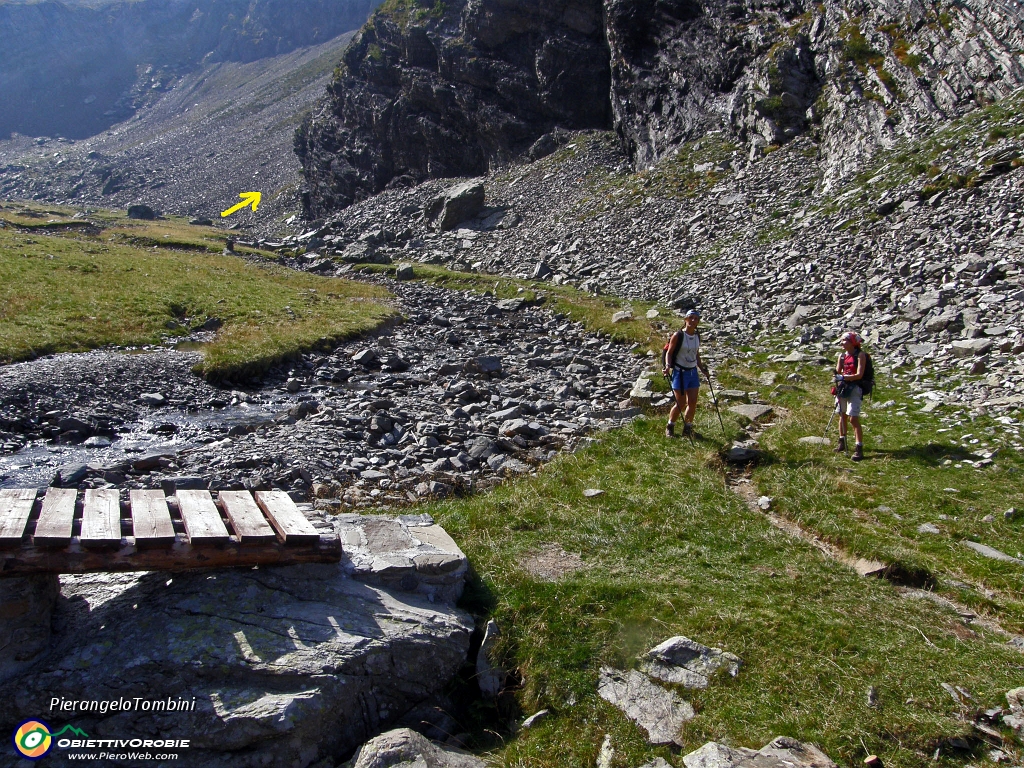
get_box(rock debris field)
[0,277,646,506]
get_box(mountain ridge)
[0,0,382,139]
[297,0,1024,219]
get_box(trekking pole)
[702,367,726,435]
[822,395,837,440]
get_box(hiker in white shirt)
[662,309,708,438]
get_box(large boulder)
[683,736,837,768]
[126,204,157,220]
[0,517,474,768]
[346,728,486,768]
[426,181,485,232]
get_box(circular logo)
[13,720,52,760]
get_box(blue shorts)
[671,367,700,391]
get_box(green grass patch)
[415,412,1023,767]
[715,358,1024,633]
[0,202,394,380]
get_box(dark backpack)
[843,349,875,396]
[861,352,875,396]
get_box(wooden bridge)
[0,488,340,576]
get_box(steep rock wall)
[295,0,612,218]
[298,0,1024,216]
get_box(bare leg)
[668,388,686,424]
[851,415,863,444]
[683,387,699,425]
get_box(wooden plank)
[129,490,176,548]
[177,490,229,544]
[80,489,122,547]
[219,491,276,542]
[0,489,38,547]
[0,534,342,576]
[33,488,78,546]
[255,491,319,544]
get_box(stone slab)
[597,667,693,745]
[728,404,774,421]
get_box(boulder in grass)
[640,636,741,690]
[597,667,694,746]
[683,736,837,768]
[127,204,157,220]
[349,728,486,768]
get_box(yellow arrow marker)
[221,191,262,217]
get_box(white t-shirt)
[672,331,699,369]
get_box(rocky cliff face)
[298,0,1024,217]
[295,0,613,218]
[0,0,382,140]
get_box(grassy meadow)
[415,364,1023,767]
[0,201,394,379]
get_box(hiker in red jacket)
[834,331,868,461]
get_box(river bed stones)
[0,279,646,507]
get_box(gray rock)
[467,437,499,461]
[0,563,473,767]
[57,463,89,486]
[918,523,941,534]
[638,760,674,768]
[429,181,486,232]
[140,392,166,406]
[597,667,694,745]
[499,458,531,475]
[521,709,551,729]
[335,515,469,602]
[683,743,759,768]
[907,343,937,357]
[962,540,1024,564]
[1005,687,1024,740]
[132,452,174,471]
[798,436,831,446]
[640,636,741,690]
[396,264,415,280]
[630,374,655,402]
[353,348,379,366]
[82,435,112,448]
[952,339,994,357]
[729,404,774,421]
[127,203,156,220]
[532,261,554,280]
[465,355,502,375]
[348,727,486,768]
[476,619,504,698]
[496,298,527,312]
[160,475,207,493]
[0,575,59,683]
[725,445,760,464]
[684,737,837,768]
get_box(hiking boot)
[682,422,694,438]
[852,443,864,462]
[665,423,675,438]
[834,436,846,453]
